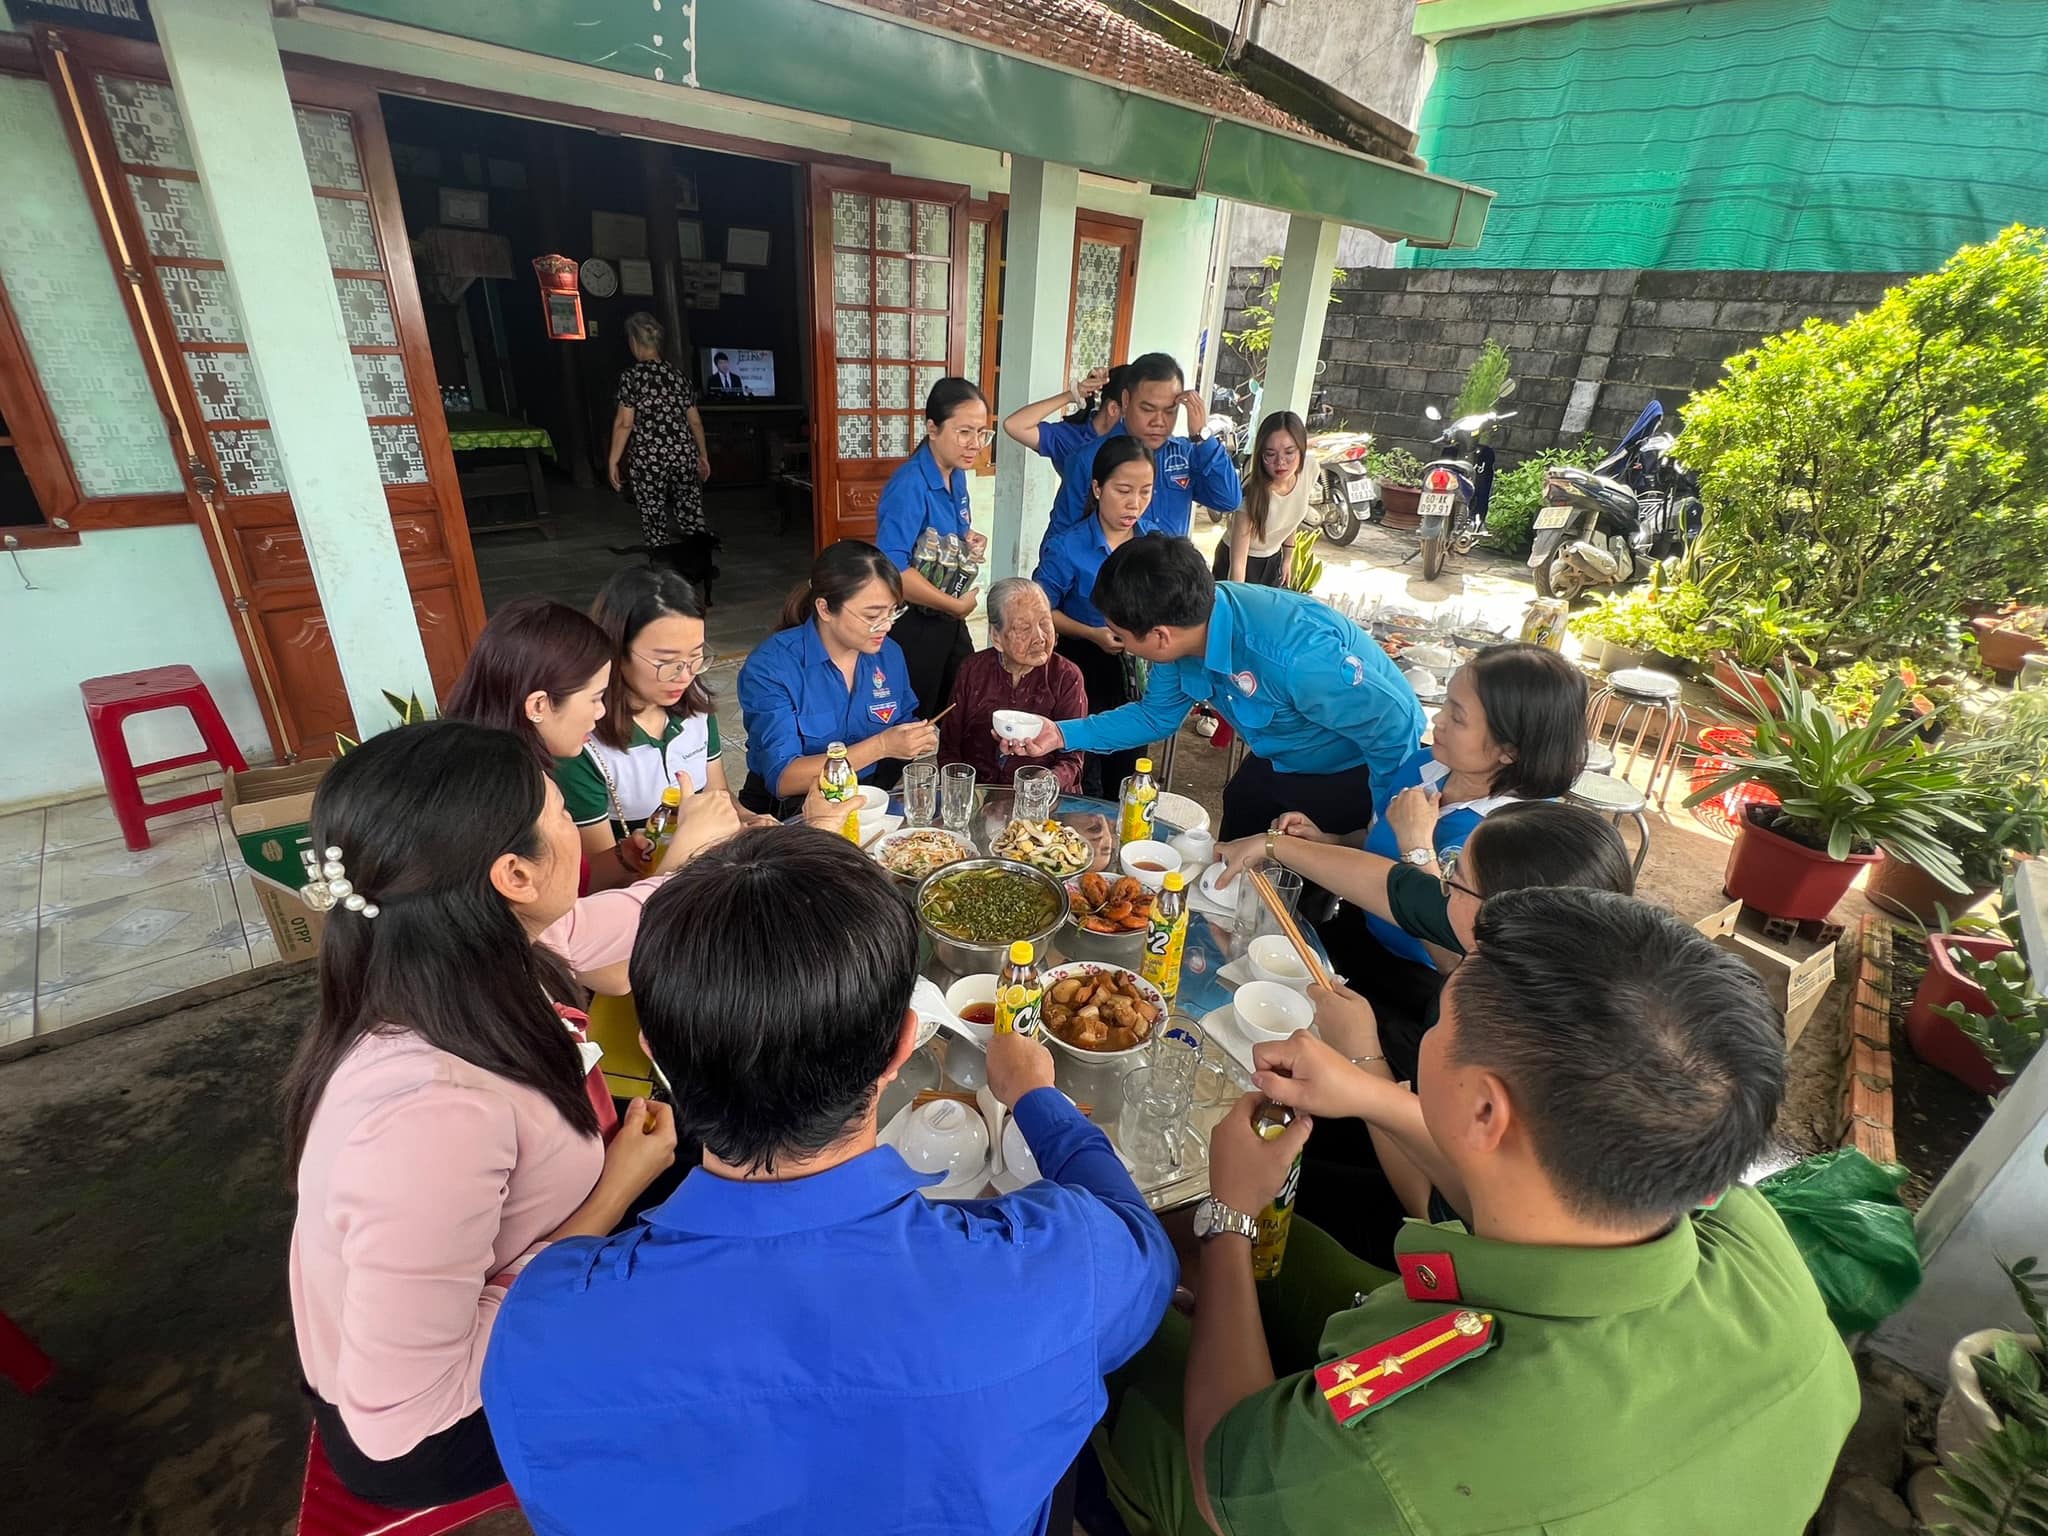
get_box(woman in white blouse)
[1219,411,1317,586]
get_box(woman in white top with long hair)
[1217,411,1317,586]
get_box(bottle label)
[994,980,1042,1038]
[1252,1154,1303,1282]
[821,757,855,803]
[1119,792,1157,846]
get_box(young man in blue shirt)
[1046,353,1241,544]
[1017,535,1425,841]
[480,827,1177,1536]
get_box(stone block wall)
[1218,266,1909,463]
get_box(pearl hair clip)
[300,845,380,918]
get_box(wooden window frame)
[1066,210,1141,386]
[0,37,187,545]
[967,195,1006,478]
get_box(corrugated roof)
[845,0,1333,146]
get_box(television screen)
[700,348,774,400]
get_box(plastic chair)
[79,665,248,851]
[0,1309,54,1394]
[296,1426,516,1536]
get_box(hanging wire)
[4,536,38,591]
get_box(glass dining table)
[872,787,1333,1213]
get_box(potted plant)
[1369,446,1427,527]
[1971,603,2048,679]
[1924,1250,2048,1532]
[1704,584,1826,711]
[1908,934,2019,1095]
[1683,664,1982,922]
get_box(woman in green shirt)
[559,567,766,890]
[1218,800,1635,1259]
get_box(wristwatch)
[1192,1196,1259,1243]
[1402,847,1436,866]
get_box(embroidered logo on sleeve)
[1314,1310,1497,1425]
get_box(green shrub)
[1482,438,1606,556]
[1682,224,2048,654]
[1452,338,1512,419]
[1568,579,1716,662]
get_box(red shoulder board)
[1314,1310,1497,1426]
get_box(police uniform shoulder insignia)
[1313,1310,1497,1426]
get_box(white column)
[990,156,1079,582]
[1260,214,1342,421]
[155,0,434,735]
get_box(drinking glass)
[1233,865,1303,959]
[1013,765,1058,825]
[1148,1013,1207,1103]
[1117,1065,1192,1181]
[940,763,977,837]
[901,760,939,828]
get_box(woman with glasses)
[1214,643,1589,1069]
[874,377,992,717]
[736,540,940,815]
[1217,411,1315,586]
[558,567,759,891]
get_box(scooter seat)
[1545,464,1640,519]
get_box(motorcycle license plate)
[1534,506,1575,530]
[1418,491,1457,517]
[1344,477,1376,505]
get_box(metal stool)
[1567,769,1653,878]
[1586,667,1689,808]
[1584,740,1615,776]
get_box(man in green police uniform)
[1096,888,1857,1536]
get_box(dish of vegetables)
[919,865,1064,945]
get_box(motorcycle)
[1527,400,1704,600]
[1415,381,1516,581]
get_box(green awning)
[323,0,1491,248]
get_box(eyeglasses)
[950,427,997,448]
[633,649,707,683]
[1260,445,1301,463]
[1438,850,1482,902]
[863,604,910,634]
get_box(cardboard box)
[1694,899,1838,1050]
[223,759,335,962]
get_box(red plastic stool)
[296,1426,517,1536]
[79,665,249,851]
[0,1308,54,1394]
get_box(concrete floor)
[0,497,1881,1532]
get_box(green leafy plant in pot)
[1928,1222,2048,1532]
[1682,663,1982,923]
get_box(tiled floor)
[0,773,275,1051]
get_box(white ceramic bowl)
[855,783,891,815]
[897,1100,989,1189]
[1233,979,1314,1044]
[1002,1111,1042,1184]
[991,709,1044,743]
[1119,840,1180,891]
[1247,934,1313,992]
[943,973,999,1042]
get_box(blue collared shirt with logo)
[736,619,917,792]
[874,439,971,570]
[1045,422,1242,544]
[1058,583,1425,784]
[1032,516,1122,629]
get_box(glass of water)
[1013,764,1058,826]
[940,763,977,838]
[1117,1064,1192,1181]
[900,760,939,828]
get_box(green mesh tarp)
[1408,0,2048,271]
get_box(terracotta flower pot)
[1712,654,1786,715]
[1971,616,2045,678]
[1379,483,1423,529]
[1866,856,1994,927]
[1906,933,2012,1095]
[1722,806,1881,922]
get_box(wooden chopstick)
[925,702,958,725]
[1248,867,1333,990]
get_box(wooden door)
[40,32,483,758]
[1066,216,1139,385]
[808,166,970,548]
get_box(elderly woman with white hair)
[937,577,1087,791]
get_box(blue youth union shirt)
[1059,584,1425,784]
[874,439,971,570]
[480,1088,1177,1536]
[1031,517,1120,630]
[737,620,917,792]
[1363,748,1519,967]
[1045,422,1242,543]
[1038,418,1104,540]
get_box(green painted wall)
[1410,0,2048,270]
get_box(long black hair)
[777,540,902,631]
[281,721,598,1173]
[1243,411,1308,544]
[590,565,712,746]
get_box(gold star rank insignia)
[1314,1311,1498,1426]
